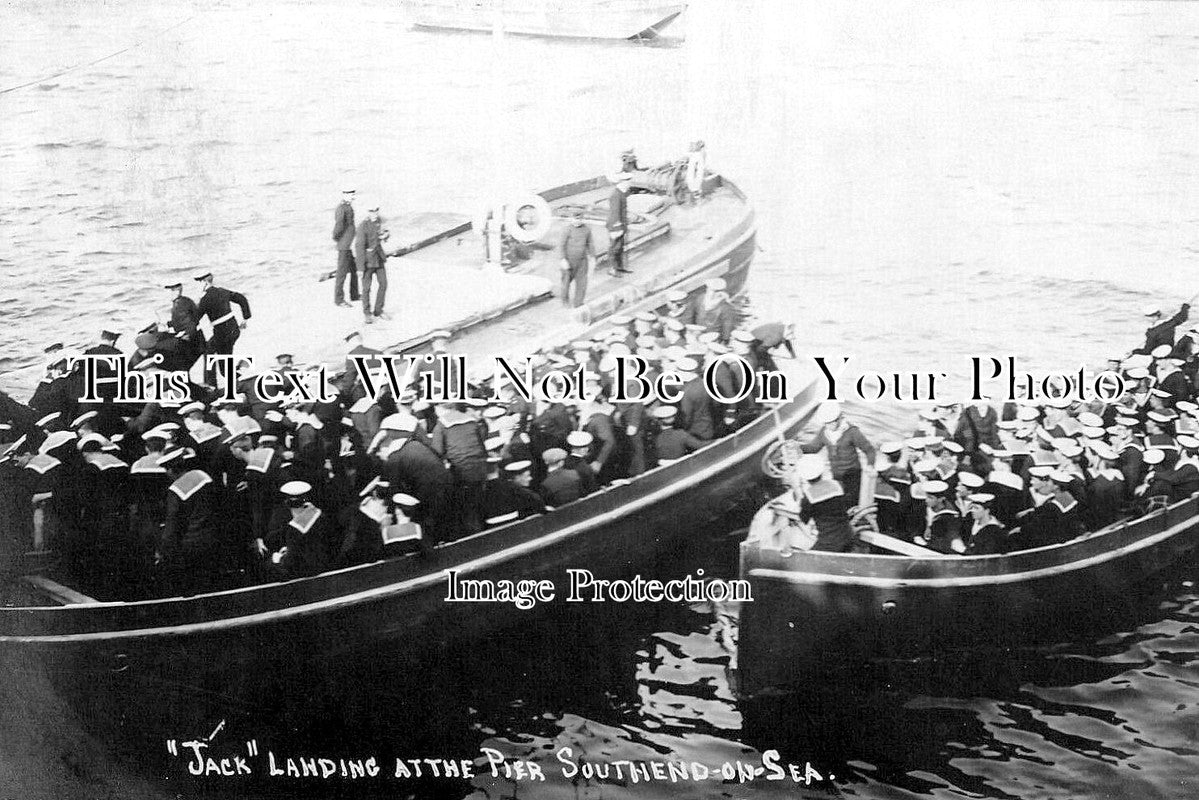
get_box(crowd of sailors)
[0,279,793,599]
[753,302,1199,557]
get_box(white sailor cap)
[484,435,504,452]
[904,437,926,450]
[731,330,756,344]
[485,511,520,526]
[1144,305,1161,317]
[966,492,996,505]
[76,433,106,452]
[567,431,593,448]
[542,447,567,465]
[70,410,98,429]
[1147,410,1171,423]
[1125,367,1150,380]
[1151,344,1173,359]
[705,278,726,292]
[673,356,698,372]
[1028,465,1055,478]
[280,480,312,497]
[1048,469,1074,484]
[880,441,904,455]
[942,441,964,454]
[179,401,205,416]
[634,310,656,323]
[1178,434,1199,449]
[1057,441,1084,459]
[1151,388,1171,399]
[814,402,842,425]
[1143,448,1166,465]
[141,429,169,442]
[665,289,687,303]
[35,412,62,428]
[653,405,677,420]
[379,414,416,433]
[156,447,194,466]
[1080,425,1106,439]
[1091,442,1118,460]
[913,457,939,473]
[504,460,532,474]
[698,331,720,344]
[957,472,985,489]
[920,479,950,496]
[430,329,452,341]
[1076,411,1104,427]
[797,455,825,482]
[392,493,419,507]
[1017,406,1040,421]
[39,430,76,454]
[0,435,28,463]
[358,476,390,497]
[662,317,685,332]
[609,314,632,326]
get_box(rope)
[0,15,196,97]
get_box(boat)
[403,0,686,41]
[0,167,820,698]
[735,457,1199,697]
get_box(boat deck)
[235,180,753,371]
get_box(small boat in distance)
[403,0,686,41]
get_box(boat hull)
[736,496,1199,695]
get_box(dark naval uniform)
[159,469,221,595]
[539,468,581,508]
[800,478,856,553]
[481,478,546,525]
[605,185,629,274]
[170,294,207,366]
[333,198,359,304]
[1139,304,1189,355]
[197,285,251,357]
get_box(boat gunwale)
[740,494,1199,588]
[0,381,821,642]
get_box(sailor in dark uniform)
[1084,443,1126,529]
[481,460,546,527]
[157,447,222,596]
[165,281,206,367]
[1138,303,1189,356]
[915,480,962,554]
[267,481,333,580]
[332,188,359,307]
[538,447,581,508]
[963,493,1007,555]
[194,271,251,369]
[605,176,632,275]
[796,456,856,553]
[873,441,910,536]
[564,431,599,496]
[652,405,704,461]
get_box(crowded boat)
[0,283,795,602]
[748,301,1199,558]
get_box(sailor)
[579,388,620,483]
[481,460,546,526]
[801,402,876,505]
[915,480,962,554]
[1145,446,1199,504]
[648,405,697,463]
[355,202,391,324]
[194,271,251,381]
[565,430,599,496]
[157,447,221,596]
[685,140,707,202]
[559,206,595,308]
[538,447,581,508]
[662,289,691,321]
[954,401,1001,463]
[1138,302,1189,356]
[677,361,717,441]
[796,455,857,553]
[78,432,131,595]
[165,281,206,367]
[429,402,490,534]
[0,439,35,580]
[332,187,360,307]
[1156,356,1191,406]
[1084,443,1126,529]
[873,441,910,536]
[377,414,455,544]
[694,278,738,343]
[615,395,651,476]
[963,493,1007,555]
[605,176,632,276]
[267,481,332,580]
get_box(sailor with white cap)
[605,174,632,276]
[800,401,876,505]
[1139,300,1190,357]
[963,493,1007,555]
[194,271,251,367]
[157,446,221,594]
[565,430,599,496]
[1084,442,1125,530]
[792,453,858,553]
[266,481,332,579]
[693,277,738,343]
[480,459,545,526]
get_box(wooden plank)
[858,531,944,558]
[21,575,98,606]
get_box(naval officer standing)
[194,272,251,357]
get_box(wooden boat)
[404,0,685,41]
[736,494,1199,696]
[0,170,819,696]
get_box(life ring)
[503,193,553,244]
